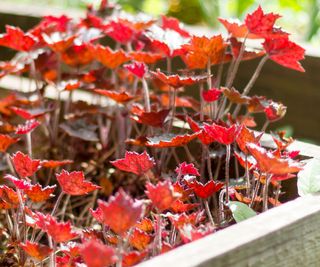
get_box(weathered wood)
[137,194,320,267]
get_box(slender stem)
[225,145,231,204]
[204,200,215,227]
[48,237,55,267]
[26,132,32,158]
[51,192,64,216]
[261,120,270,132]
[233,55,269,117]
[206,147,214,181]
[141,78,151,112]
[263,174,272,211]
[116,237,123,267]
[207,60,212,89]
[154,213,162,255]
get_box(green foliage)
[297,158,320,196]
[228,201,257,223]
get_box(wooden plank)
[137,194,320,267]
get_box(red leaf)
[135,217,154,233]
[25,184,56,203]
[161,15,190,38]
[61,43,94,67]
[130,105,170,128]
[230,38,265,60]
[202,88,222,102]
[186,116,215,145]
[246,143,303,175]
[0,185,19,208]
[110,151,155,176]
[127,133,198,148]
[94,89,137,104]
[264,101,287,122]
[175,162,200,177]
[218,18,259,39]
[130,51,163,64]
[122,251,147,267]
[170,199,199,213]
[179,224,214,244]
[150,69,207,89]
[4,174,31,190]
[105,20,135,44]
[203,123,241,145]
[187,180,224,199]
[145,180,180,211]
[263,37,305,72]
[0,26,37,51]
[97,189,143,234]
[35,213,78,243]
[167,211,205,228]
[43,34,76,53]
[40,159,73,168]
[56,170,100,196]
[12,151,40,178]
[80,239,117,267]
[0,134,19,152]
[15,119,41,135]
[234,151,257,170]
[92,44,130,69]
[222,87,250,104]
[124,62,148,79]
[182,35,227,69]
[236,126,261,154]
[129,228,152,251]
[20,241,53,261]
[11,107,47,120]
[245,6,287,38]
[0,94,16,116]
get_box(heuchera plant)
[0,2,306,267]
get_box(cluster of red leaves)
[0,3,305,267]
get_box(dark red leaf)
[12,151,40,178]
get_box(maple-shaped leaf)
[202,88,222,102]
[110,151,155,176]
[25,184,56,202]
[34,212,78,243]
[20,241,53,261]
[182,35,226,69]
[187,180,224,199]
[0,185,19,208]
[175,162,200,177]
[0,134,19,153]
[246,143,303,175]
[4,174,31,190]
[97,189,143,234]
[160,94,200,110]
[222,87,250,104]
[122,251,147,267]
[186,116,215,145]
[173,181,193,201]
[245,6,287,38]
[145,180,180,211]
[15,119,41,135]
[129,228,152,251]
[0,94,16,116]
[80,239,117,267]
[150,69,207,88]
[170,199,199,213]
[236,126,261,154]
[135,217,154,233]
[12,151,40,178]
[43,33,76,53]
[92,44,130,69]
[40,159,73,168]
[263,37,305,72]
[61,43,94,67]
[161,15,190,38]
[56,170,100,196]
[127,133,199,148]
[94,89,137,104]
[218,18,259,39]
[105,20,135,44]
[0,25,37,51]
[130,51,163,64]
[203,123,241,145]
[124,62,148,79]
[167,211,205,228]
[130,105,170,128]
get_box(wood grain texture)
[137,194,320,267]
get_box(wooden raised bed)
[1,4,320,267]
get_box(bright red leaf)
[202,88,222,102]
[20,241,53,261]
[97,188,143,234]
[124,62,148,79]
[12,151,40,178]
[0,26,37,51]
[129,228,152,251]
[203,123,241,145]
[15,119,41,135]
[40,159,73,168]
[110,151,155,175]
[161,15,190,38]
[4,174,31,190]
[80,239,117,267]
[145,180,180,211]
[130,105,170,128]
[218,18,259,39]
[25,184,56,202]
[187,180,224,199]
[94,89,137,104]
[56,170,100,196]
[175,162,200,177]
[122,251,147,267]
[0,134,19,152]
[130,51,163,64]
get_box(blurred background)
[11,0,320,45]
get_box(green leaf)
[228,201,257,223]
[297,158,320,196]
